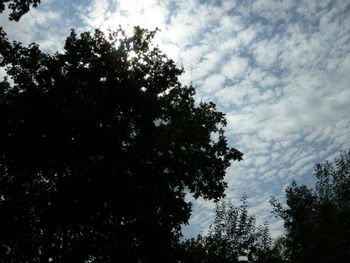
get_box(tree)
[0,0,41,21]
[178,235,211,263]
[179,196,274,263]
[206,196,273,263]
[0,26,243,262]
[271,150,350,263]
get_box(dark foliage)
[267,236,288,263]
[0,0,41,21]
[0,26,242,262]
[271,150,350,263]
[178,235,210,263]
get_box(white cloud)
[252,38,281,68]
[237,27,256,46]
[218,14,244,33]
[251,0,294,21]
[0,3,63,51]
[0,67,7,81]
[221,56,249,80]
[221,0,237,12]
[202,74,225,93]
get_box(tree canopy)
[0,24,242,262]
[0,0,41,21]
[271,150,350,263]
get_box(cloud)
[252,39,281,68]
[202,74,225,93]
[164,0,350,241]
[0,7,61,49]
[221,56,249,80]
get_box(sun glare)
[89,0,182,67]
[96,0,168,35]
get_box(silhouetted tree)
[0,0,41,21]
[179,196,274,263]
[271,150,350,263]
[0,26,242,262]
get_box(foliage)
[269,236,288,263]
[0,0,41,21]
[270,150,350,263]
[179,196,276,263]
[178,235,211,263]
[0,25,242,262]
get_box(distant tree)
[271,150,350,263]
[0,26,243,262]
[206,196,273,263]
[0,0,41,21]
[179,196,274,263]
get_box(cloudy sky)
[1,0,350,239]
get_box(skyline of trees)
[179,150,350,262]
[1,2,349,262]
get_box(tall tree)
[271,150,350,263]
[0,26,242,262]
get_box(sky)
[1,0,350,239]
